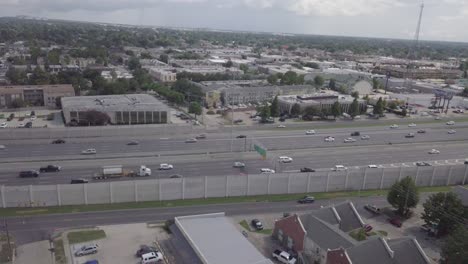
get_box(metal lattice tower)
[413,2,425,59]
[404,2,425,89]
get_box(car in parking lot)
[389,124,399,129]
[364,204,381,214]
[417,129,426,134]
[51,139,66,144]
[272,249,297,264]
[447,129,456,134]
[18,123,25,128]
[360,135,370,140]
[300,167,315,172]
[39,165,61,172]
[344,137,356,143]
[24,121,32,128]
[185,138,197,143]
[135,245,159,258]
[305,130,316,135]
[428,149,440,154]
[75,244,98,256]
[298,196,315,204]
[260,168,275,174]
[279,156,293,163]
[233,162,246,168]
[416,161,431,166]
[446,120,455,125]
[141,252,163,264]
[0,122,7,128]
[19,170,39,178]
[84,260,99,264]
[324,136,335,142]
[405,133,415,138]
[251,219,264,230]
[159,163,173,170]
[388,218,402,228]
[81,148,97,155]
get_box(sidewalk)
[14,240,54,264]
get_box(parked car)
[135,245,159,258]
[70,178,89,184]
[364,204,381,214]
[75,244,98,256]
[39,165,61,172]
[305,130,316,135]
[51,139,66,144]
[388,218,402,227]
[360,135,370,140]
[260,168,275,174]
[417,129,426,134]
[416,161,431,167]
[19,170,39,178]
[251,219,264,230]
[298,196,315,204]
[0,122,7,128]
[300,167,315,173]
[272,250,297,264]
[428,149,440,154]
[141,252,163,264]
[84,260,99,264]
[185,138,197,143]
[81,148,97,155]
[236,135,247,139]
[24,121,32,128]
[159,163,174,170]
[351,131,360,136]
[127,140,139,145]
[233,162,246,168]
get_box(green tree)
[373,97,384,116]
[329,78,336,90]
[387,176,419,217]
[47,49,61,64]
[290,103,301,117]
[159,54,169,64]
[441,226,468,264]
[331,101,342,119]
[281,71,298,85]
[388,101,398,110]
[461,87,468,97]
[31,67,50,85]
[304,62,320,69]
[260,103,271,122]
[349,98,360,119]
[82,110,110,126]
[188,102,202,116]
[314,75,324,87]
[223,60,233,68]
[127,57,141,71]
[270,95,279,117]
[372,77,380,90]
[401,108,407,117]
[422,192,466,237]
[351,91,359,99]
[9,98,25,108]
[302,106,318,121]
[240,64,249,74]
[267,74,278,85]
[30,46,41,64]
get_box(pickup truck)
[272,250,296,264]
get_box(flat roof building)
[61,94,170,126]
[175,212,273,264]
[0,84,75,108]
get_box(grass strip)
[54,239,67,264]
[67,230,106,244]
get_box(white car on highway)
[185,138,197,143]
[361,135,370,140]
[447,129,456,134]
[446,121,455,125]
[368,165,380,169]
[0,145,5,150]
[159,163,174,170]
[333,165,348,171]
[344,137,357,143]
[81,148,97,155]
[260,168,275,174]
[389,124,399,129]
[428,149,440,154]
[305,130,316,135]
[277,125,286,128]
[233,162,246,168]
[0,122,7,128]
[408,123,416,127]
[279,156,293,163]
[324,136,335,142]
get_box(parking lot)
[0,109,64,128]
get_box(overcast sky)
[1,0,468,42]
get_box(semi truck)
[93,165,151,180]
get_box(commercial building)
[0,84,75,108]
[277,92,366,114]
[148,68,177,82]
[61,94,170,125]
[373,66,463,79]
[175,212,273,264]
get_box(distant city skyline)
[1,0,468,42]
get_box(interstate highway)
[0,123,468,161]
[0,141,467,186]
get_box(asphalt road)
[5,194,406,245]
[0,141,466,186]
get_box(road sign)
[254,144,267,159]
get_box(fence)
[1,164,467,208]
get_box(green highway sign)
[254,144,267,159]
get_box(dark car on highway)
[416,162,431,167]
[127,140,139,145]
[300,167,315,173]
[298,196,315,204]
[19,170,39,178]
[417,129,426,134]
[51,139,66,144]
[351,131,360,136]
[236,135,247,138]
[39,165,61,172]
[405,133,415,138]
[70,178,89,184]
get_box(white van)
[333,165,347,171]
[141,252,163,263]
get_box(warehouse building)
[61,94,170,125]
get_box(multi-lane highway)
[0,121,467,185]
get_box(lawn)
[0,185,455,217]
[239,220,250,231]
[67,230,106,244]
[54,239,67,264]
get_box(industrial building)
[61,94,170,125]
[277,92,367,114]
[0,84,75,108]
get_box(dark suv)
[298,196,315,204]
[19,170,39,178]
[351,131,360,136]
[39,165,61,172]
[70,178,89,184]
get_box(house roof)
[452,185,468,206]
[300,214,357,251]
[310,201,365,232]
[347,237,395,264]
[387,237,432,264]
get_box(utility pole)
[3,218,12,261]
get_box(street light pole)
[3,218,12,261]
